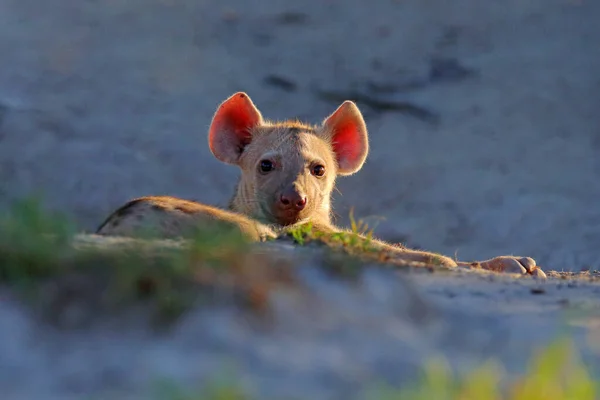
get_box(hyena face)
[233,125,337,226]
[208,92,369,227]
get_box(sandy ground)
[1,238,600,399]
[0,0,599,397]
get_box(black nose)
[280,191,307,210]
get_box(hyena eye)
[311,164,325,177]
[259,159,274,173]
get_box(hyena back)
[96,195,277,242]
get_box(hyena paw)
[474,256,546,278]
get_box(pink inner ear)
[209,93,262,162]
[212,104,253,145]
[331,119,363,166]
[324,101,368,174]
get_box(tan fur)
[97,92,546,277]
[228,123,335,227]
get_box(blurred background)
[0,0,598,270]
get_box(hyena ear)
[322,100,369,175]
[208,92,263,164]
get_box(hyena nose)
[280,191,307,211]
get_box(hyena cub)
[97,92,545,277]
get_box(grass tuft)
[0,196,76,285]
[285,211,380,254]
[154,374,249,400]
[0,196,275,323]
[366,338,597,400]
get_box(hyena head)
[208,92,369,228]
